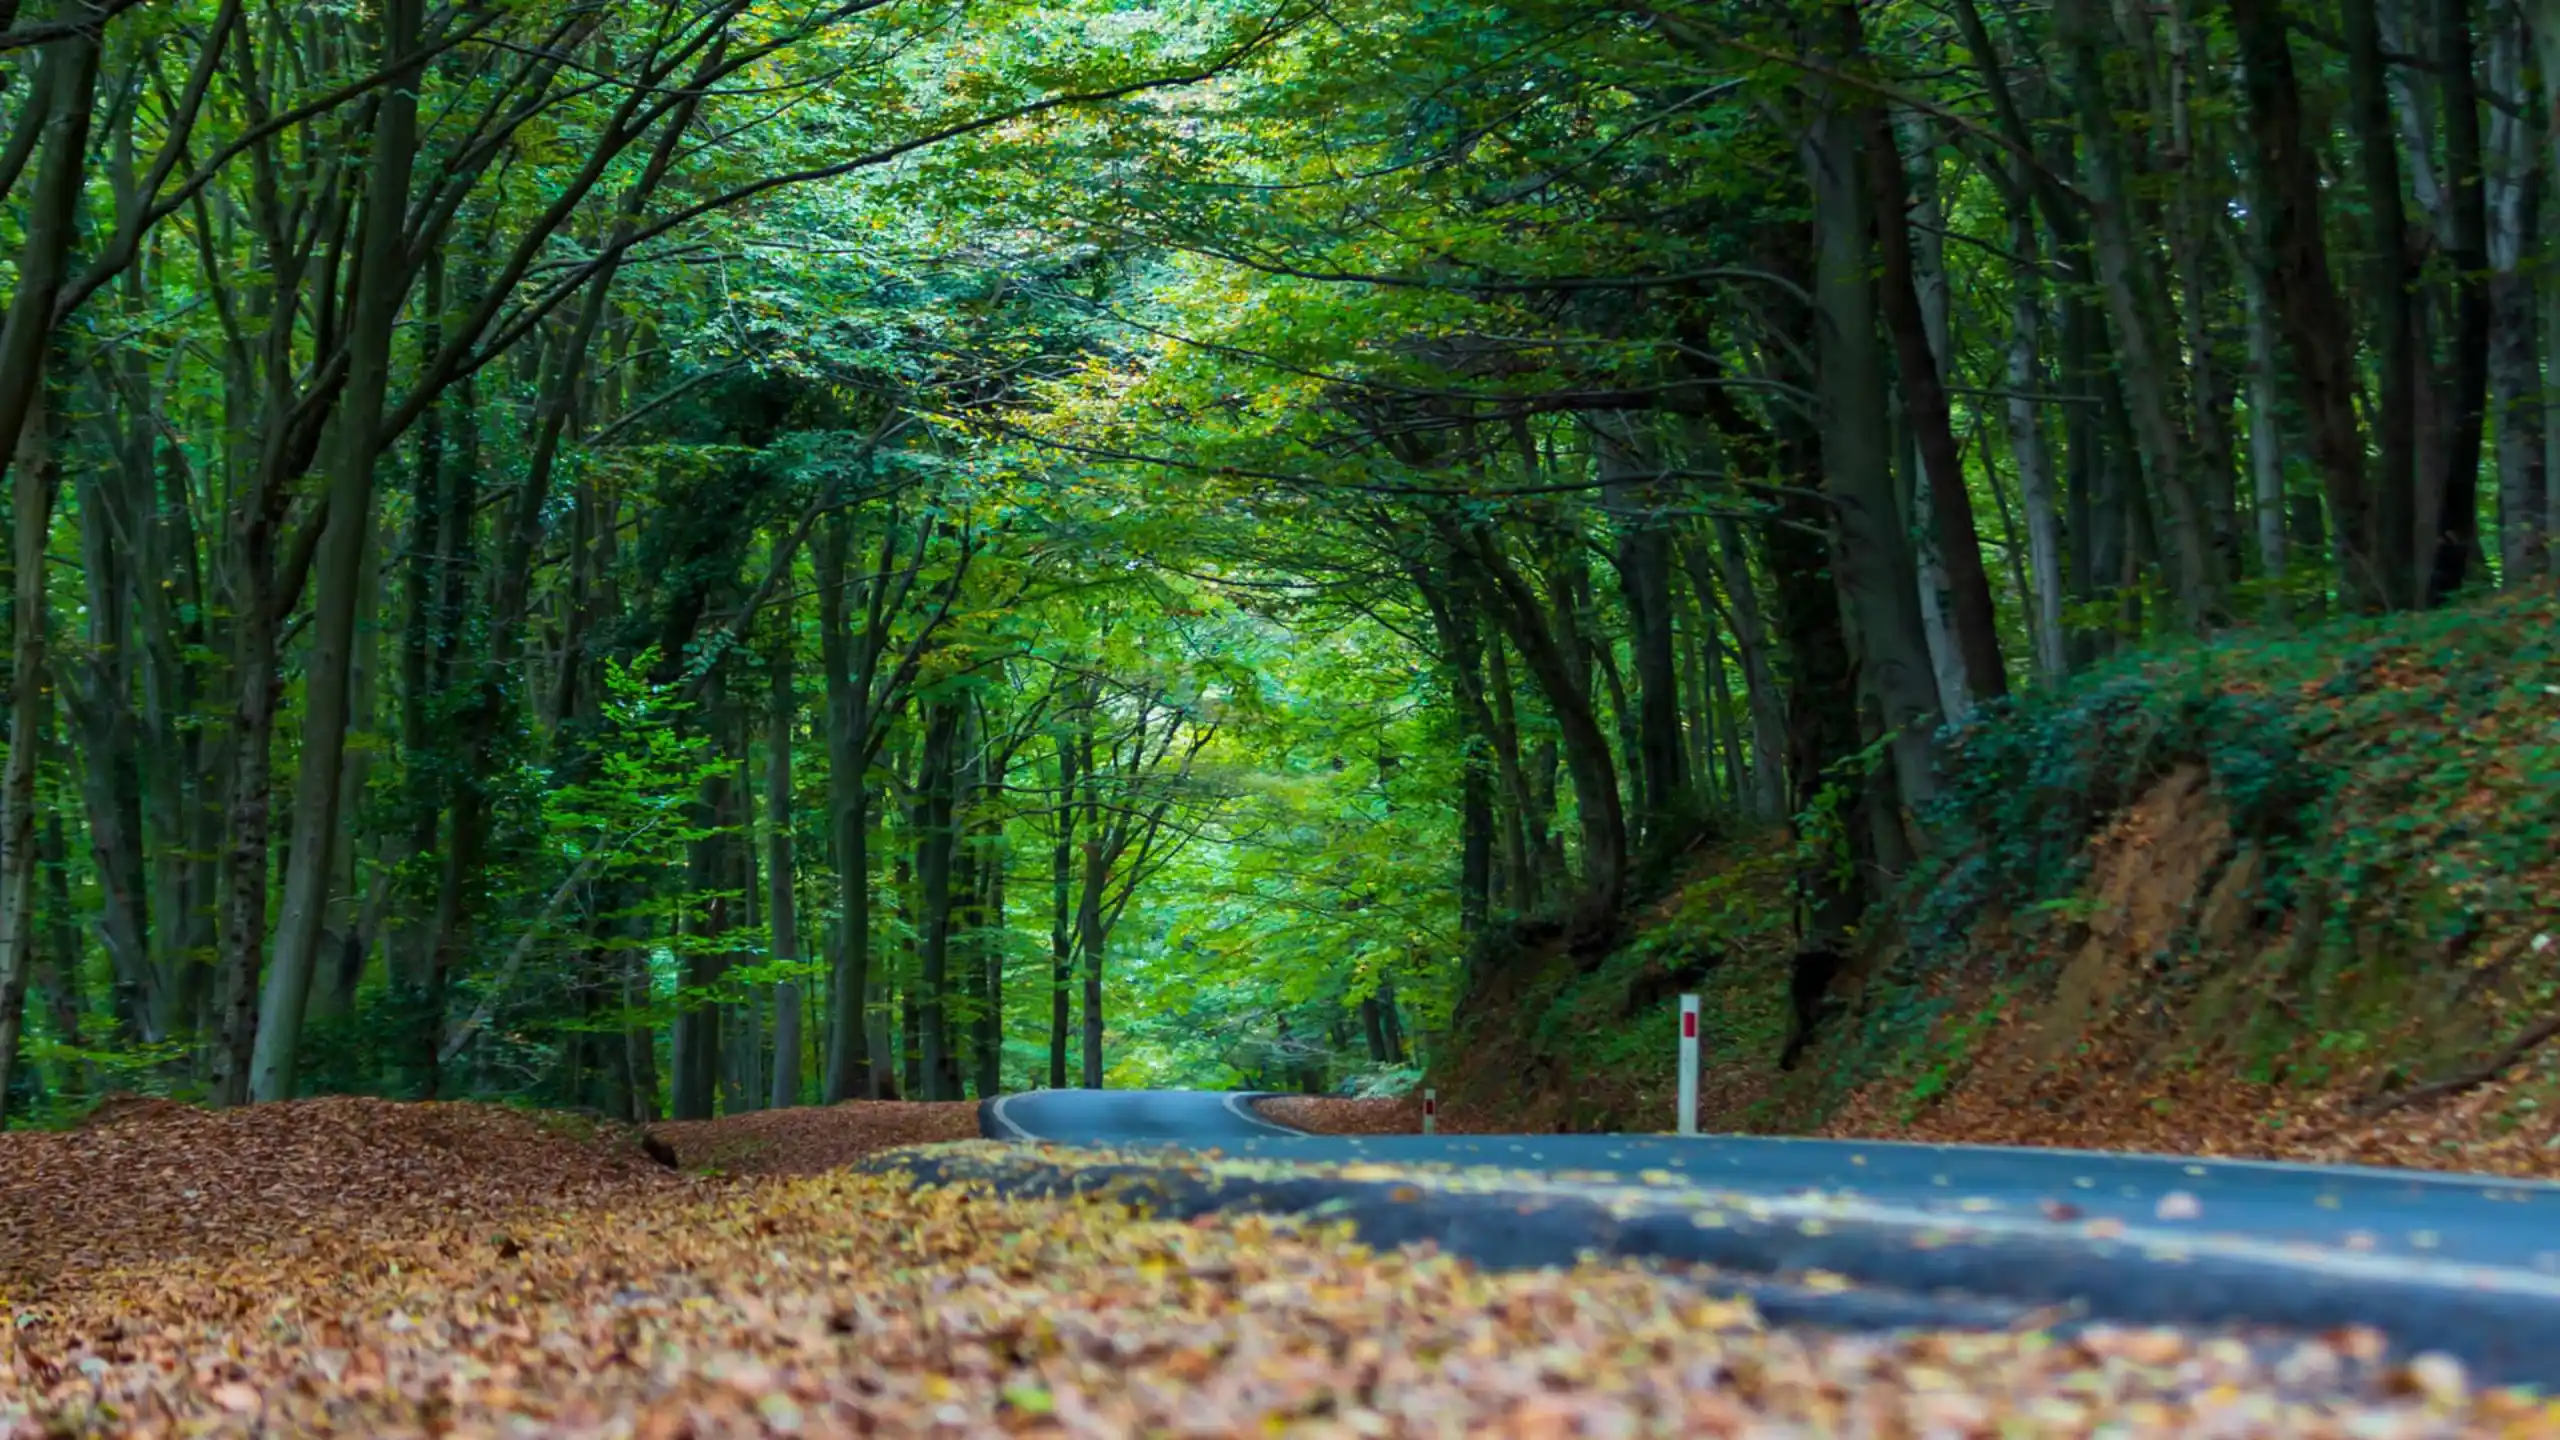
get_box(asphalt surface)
[972,1088,2560,1383]
[986,1088,2560,1271]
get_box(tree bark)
[2002,190,2069,681]
[2055,0,2221,626]
[2427,0,2492,604]
[252,0,423,1100]
[1802,72,1942,825]
[1048,730,1076,1088]
[1863,106,2007,703]
[765,629,803,1108]
[2230,0,2382,618]
[2344,0,2420,608]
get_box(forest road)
[958,1088,2560,1383]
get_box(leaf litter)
[4,1098,2555,1436]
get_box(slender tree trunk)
[2243,248,2291,617]
[0,395,59,1122]
[2344,0,2420,608]
[1865,106,2007,702]
[766,632,803,1108]
[816,515,875,1101]
[972,788,1003,1100]
[2231,0,2382,616]
[2056,0,2220,625]
[1696,521,1785,818]
[913,699,960,1101]
[1048,732,1076,1088]
[1485,637,1540,906]
[1802,74,1942,823]
[2425,0,2493,603]
[1597,422,1688,839]
[2486,10,2546,582]
[1076,727,1107,1088]
[2003,192,2069,681]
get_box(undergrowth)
[1445,585,2560,1137]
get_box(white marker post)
[1677,995,1701,1136]
[1422,1088,1438,1135]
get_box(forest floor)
[3,1097,2545,1435]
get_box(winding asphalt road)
[986,1088,2560,1269]
[972,1088,2560,1381]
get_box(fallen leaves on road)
[3,1101,2553,1435]
[1258,1094,1423,1135]
[650,1099,980,1174]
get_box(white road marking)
[987,1092,1038,1141]
[1224,1092,1305,1136]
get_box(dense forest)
[0,0,2551,1125]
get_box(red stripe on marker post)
[1422,1088,1438,1135]
[1677,995,1701,1136]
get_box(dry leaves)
[4,1100,2555,1436]
[651,1100,981,1175]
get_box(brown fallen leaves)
[4,1100,2555,1437]
[650,1100,981,1175]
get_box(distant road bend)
[973,1087,2560,1384]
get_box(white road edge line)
[1224,1092,1306,1136]
[987,1092,1037,1141]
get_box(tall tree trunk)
[2344,0,2420,608]
[1696,521,1785,818]
[816,515,875,1101]
[1048,732,1076,1089]
[0,394,59,1123]
[2003,191,2070,681]
[2230,0,2382,616]
[1597,422,1688,840]
[765,631,804,1108]
[972,782,1004,1101]
[1802,74,1942,825]
[2243,245,2291,618]
[250,0,423,1101]
[1865,107,2008,702]
[1076,726,1107,1088]
[2056,0,2221,625]
[2485,8,2546,581]
[2428,0,2493,603]
[0,33,99,1120]
[912,698,960,1101]
[1445,522,1630,915]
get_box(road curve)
[962,1086,2560,1382]
[984,1088,2560,1272]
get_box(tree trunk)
[0,394,60,1123]
[1446,521,1630,915]
[1802,78,1942,824]
[816,514,875,1101]
[1864,106,2007,702]
[1697,521,1785,818]
[1597,422,1688,841]
[2344,0,2420,608]
[252,0,423,1101]
[2486,8,2546,582]
[766,631,804,1108]
[2056,0,2220,626]
[1048,731,1076,1088]
[2243,246,2291,617]
[2427,0,2492,604]
[912,698,961,1101]
[1076,726,1107,1088]
[2003,191,2070,682]
[2230,0,2382,617]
